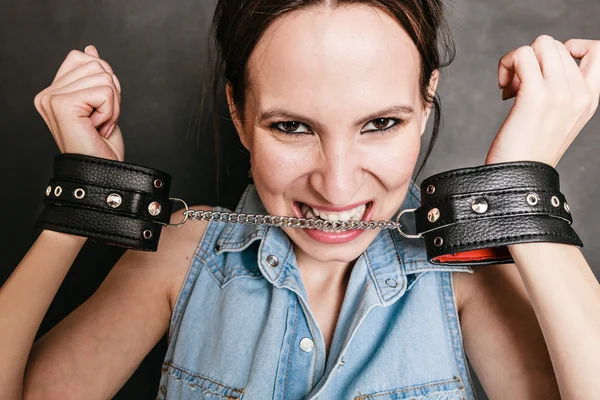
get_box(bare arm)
[0,230,87,400]
[1,206,210,400]
[455,243,600,399]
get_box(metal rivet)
[471,198,488,213]
[54,186,62,197]
[433,236,444,247]
[426,184,436,195]
[299,337,314,352]
[148,201,162,216]
[427,208,440,223]
[266,255,279,267]
[154,179,163,189]
[551,196,560,207]
[526,193,538,206]
[564,202,570,213]
[142,229,153,239]
[385,278,398,288]
[106,193,122,208]
[73,188,85,199]
[45,185,51,196]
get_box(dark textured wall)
[1,0,598,398]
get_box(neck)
[293,244,355,290]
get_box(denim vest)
[157,180,479,400]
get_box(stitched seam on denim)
[425,163,557,184]
[169,209,217,337]
[437,232,580,250]
[217,231,264,251]
[217,185,252,247]
[356,376,461,399]
[363,249,384,303]
[162,362,245,394]
[389,228,407,300]
[282,295,299,399]
[441,272,478,400]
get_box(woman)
[2,0,599,399]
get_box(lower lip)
[292,201,374,244]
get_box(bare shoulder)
[144,205,213,313]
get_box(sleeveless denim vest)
[156,180,479,400]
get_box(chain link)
[182,209,401,231]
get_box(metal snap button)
[148,201,162,216]
[107,193,122,208]
[427,208,440,223]
[266,255,279,267]
[385,278,398,288]
[471,198,488,213]
[299,337,314,352]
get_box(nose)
[309,139,363,206]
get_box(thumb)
[84,45,99,57]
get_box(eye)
[361,117,404,133]
[270,121,311,135]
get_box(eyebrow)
[257,104,415,128]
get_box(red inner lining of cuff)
[432,246,511,263]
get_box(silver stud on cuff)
[564,202,570,213]
[106,193,122,208]
[46,185,52,196]
[427,208,440,223]
[54,186,62,197]
[154,179,163,189]
[471,198,488,214]
[142,229,153,239]
[74,188,85,199]
[551,196,560,207]
[433,236,444,247]
[526,193,538,206]
[426,184,436,195]
[148,201,161,216]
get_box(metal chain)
[161,198,420,238]
[183,209,400,232]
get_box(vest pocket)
[160,362,245,399]
[355,376,466,400]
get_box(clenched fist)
[34,45,124,161]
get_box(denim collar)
[215,183,472,304]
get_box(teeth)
[299,202,368,221]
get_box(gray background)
[1,0,598,398]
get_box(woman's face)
[227,4,438,267]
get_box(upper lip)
[298,200,372,212]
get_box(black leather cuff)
[34,153,173,251]
[412,161,583,265]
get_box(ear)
[225,81,250,150]
[420,69,440,136]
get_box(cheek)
[249,136,312,193]
[361,130,421,188]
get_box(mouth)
[290,200,374,244]
[292,200,373,228]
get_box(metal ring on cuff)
[154,197,189,228]
[395,208,421,239]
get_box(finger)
[46,72,121,136]
[555,40,588,89]
[501,73,521,100]
[529,35,565,80]
[564,39,600,94]
[53,46,115,83]
[498,46,544,96]
[52,85,116,148]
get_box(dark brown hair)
[201,0,456,189]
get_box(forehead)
[246,4,422,118]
